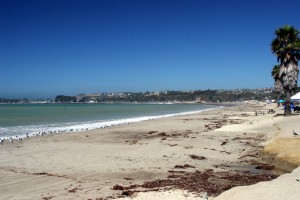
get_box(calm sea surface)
[0,103,217,138]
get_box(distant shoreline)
[0,101,239,106]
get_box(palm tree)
[271,64,283,93]
[271,25,300,115]
[272,64,284,106]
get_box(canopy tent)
[291,92,300,100]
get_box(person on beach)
[283,102,295,112]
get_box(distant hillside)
[54,88,279,103]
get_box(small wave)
[0,107,218,139]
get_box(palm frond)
[271,25,300,63]
[271,64,280,80]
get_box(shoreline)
[1,102,300,199]
[0,104,221,140]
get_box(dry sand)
[1,102,300,200]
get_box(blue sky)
[1,0,300,99]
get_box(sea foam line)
[0,107,219,140]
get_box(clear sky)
[1,0,300,99]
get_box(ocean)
[0,103,218,139]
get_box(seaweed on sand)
[112,169,278,197]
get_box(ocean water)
[0,103,218,139]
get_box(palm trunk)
[284,90,292,115]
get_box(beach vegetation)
[271,25,300,115]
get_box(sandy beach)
[1,102,300,200]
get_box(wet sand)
[0,102,299,200]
